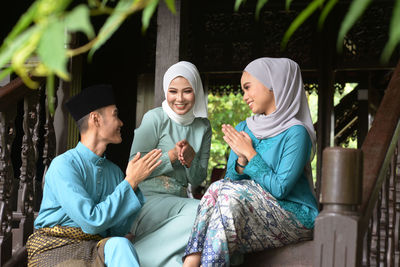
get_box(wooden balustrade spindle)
[386,153,396,267]
[14,91,40,251]
[42,83,57,187]
[393,140,400,266]
[0,107,17,265]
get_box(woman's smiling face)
[241,71,276,115]
[167,76,195,115]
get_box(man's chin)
[110,137,123,144]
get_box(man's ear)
[89,111,101,127]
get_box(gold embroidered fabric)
[26,225,108,267]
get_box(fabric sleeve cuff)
[243,153,269,179]
[118,180,143,214]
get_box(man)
[26,85,162,266]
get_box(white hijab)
[162,61,208,126]
[244,57,317,200]
[244,57,316,160]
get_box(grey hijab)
[245,57,316,160]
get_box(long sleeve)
[185,120,212,187]
[243,126,311,200]
[129,110,174,176]
[45,158,143,235]
[108,189,145,236]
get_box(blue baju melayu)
[34,142,144,266]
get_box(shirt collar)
[76,142,106,166]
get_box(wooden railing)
[0,77,56,266]
[315,59,400,266]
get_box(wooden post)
[136,74,154,128]
[154,0,182,107]
[314,147,363,266]
[357,82,369,148]
[315,16,335,199]
[54,32,81,155]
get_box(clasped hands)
[169,140,195,168]
[222,124,256,167]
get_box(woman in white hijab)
[129,61,211,267]
[183,57,318,267]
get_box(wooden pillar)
[357,79,369,148]
[314,147,363,267]
[54,33,81,155]
[136,74,154,128]
[154,0,182,107]
[316,29,335,199]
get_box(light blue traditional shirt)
[225,122,319,228]
[35,142,145,237]
[130,107,211,197]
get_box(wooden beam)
[154,0,182,107]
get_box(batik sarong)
[26,225,110,267]
[184,179,312,267]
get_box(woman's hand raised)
[177,140,195,168]
[222,124,256,162]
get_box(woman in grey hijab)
[183,57,318,267]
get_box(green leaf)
[65,4,95,39]
[234,0,246,12]
[336,0,372,52]
[281,0,323,50]
[318,0,338,30]
[0,27,39,70]
[142,0,159,33]
[0,67,13,81]
[1,2,39,48]
[255,0,268,20]
[286,0,293,10]
[37,21,69,79]
[89,0,132,59]
[381,0,400,63]
[164,0,176,14]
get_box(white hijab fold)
[244,57,317,200]
[162,61,208,126]
[244,57,316,160]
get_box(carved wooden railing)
[0,77,56,265]
[315,59,400,266]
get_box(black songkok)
[65,84,115,122]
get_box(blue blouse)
[225,122,319,228]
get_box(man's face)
[97,105,123,144]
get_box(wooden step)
[241,240,314,267]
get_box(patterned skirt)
[184,179,312,267]
[26,225,109,267]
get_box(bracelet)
[236,160,247,169]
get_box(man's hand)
[177,140,195,168]
[125,149,162,190]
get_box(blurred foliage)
[1,0,399,115]
[235,0,400,63]
[0,0,175,114]
[206,92,253,182]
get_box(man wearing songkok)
[26,85,162,267]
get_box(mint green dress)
[129,107,211,267]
